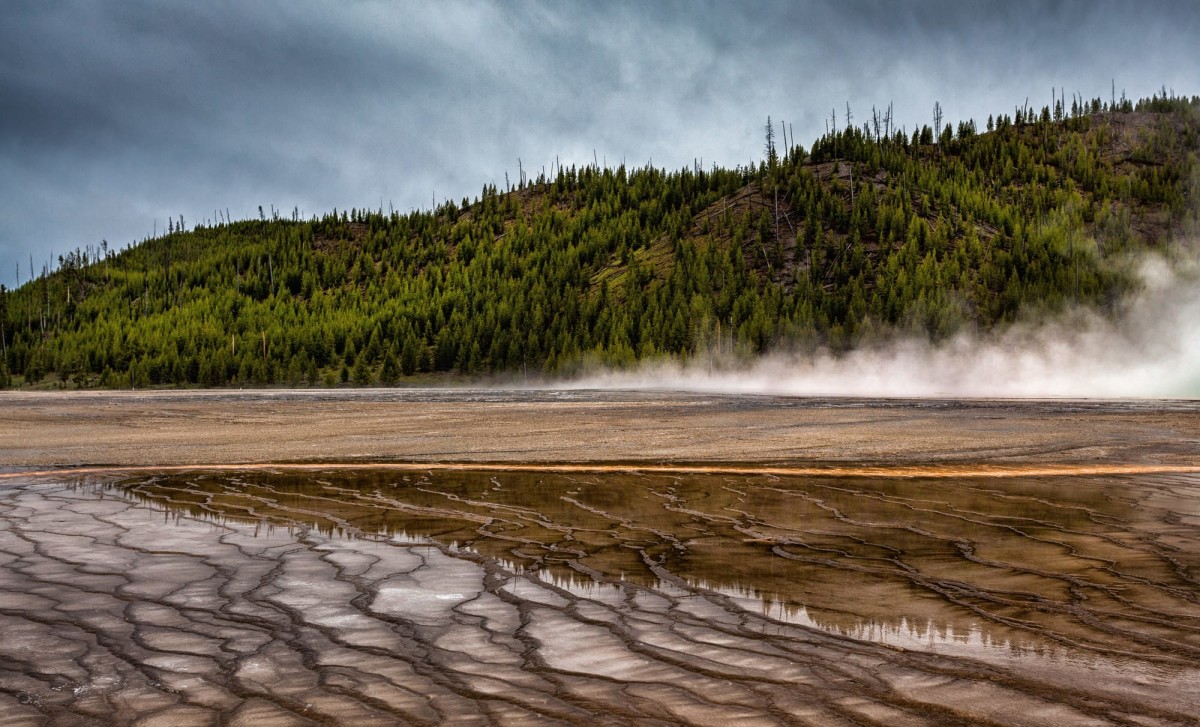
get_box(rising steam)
[569,256,1200,399]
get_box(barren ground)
[2,389,1198,468]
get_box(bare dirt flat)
[1,388,1197,468]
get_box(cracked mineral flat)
[0,463,1198,726]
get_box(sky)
[2,0,1198,289]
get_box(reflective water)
[1,467,1198,725]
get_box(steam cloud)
[569,257,1200,399]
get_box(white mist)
[569,257,1200,399]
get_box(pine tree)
[380,347,400,385]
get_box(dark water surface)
[2,466,1199,725]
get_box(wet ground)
[2,464,1199,725]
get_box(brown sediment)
[2,390,1199,725]
[1,389,1199,468]
[1,467,1199,725]
[5,460,1200,481]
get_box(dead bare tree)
[774,184,780,245]
[0,285,8,363]
[849,161,854,209]
[933,101,944,151]
[40,262,48,337]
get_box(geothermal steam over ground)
[575,258,1200,398]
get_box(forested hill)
[3,93,1199,388]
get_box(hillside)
[2,92,1199,388]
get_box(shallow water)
[1,467,1198,725]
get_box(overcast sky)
[2,0,1197,288]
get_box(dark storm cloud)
[2,0,1198,287]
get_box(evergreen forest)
[2,91,1199,388]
